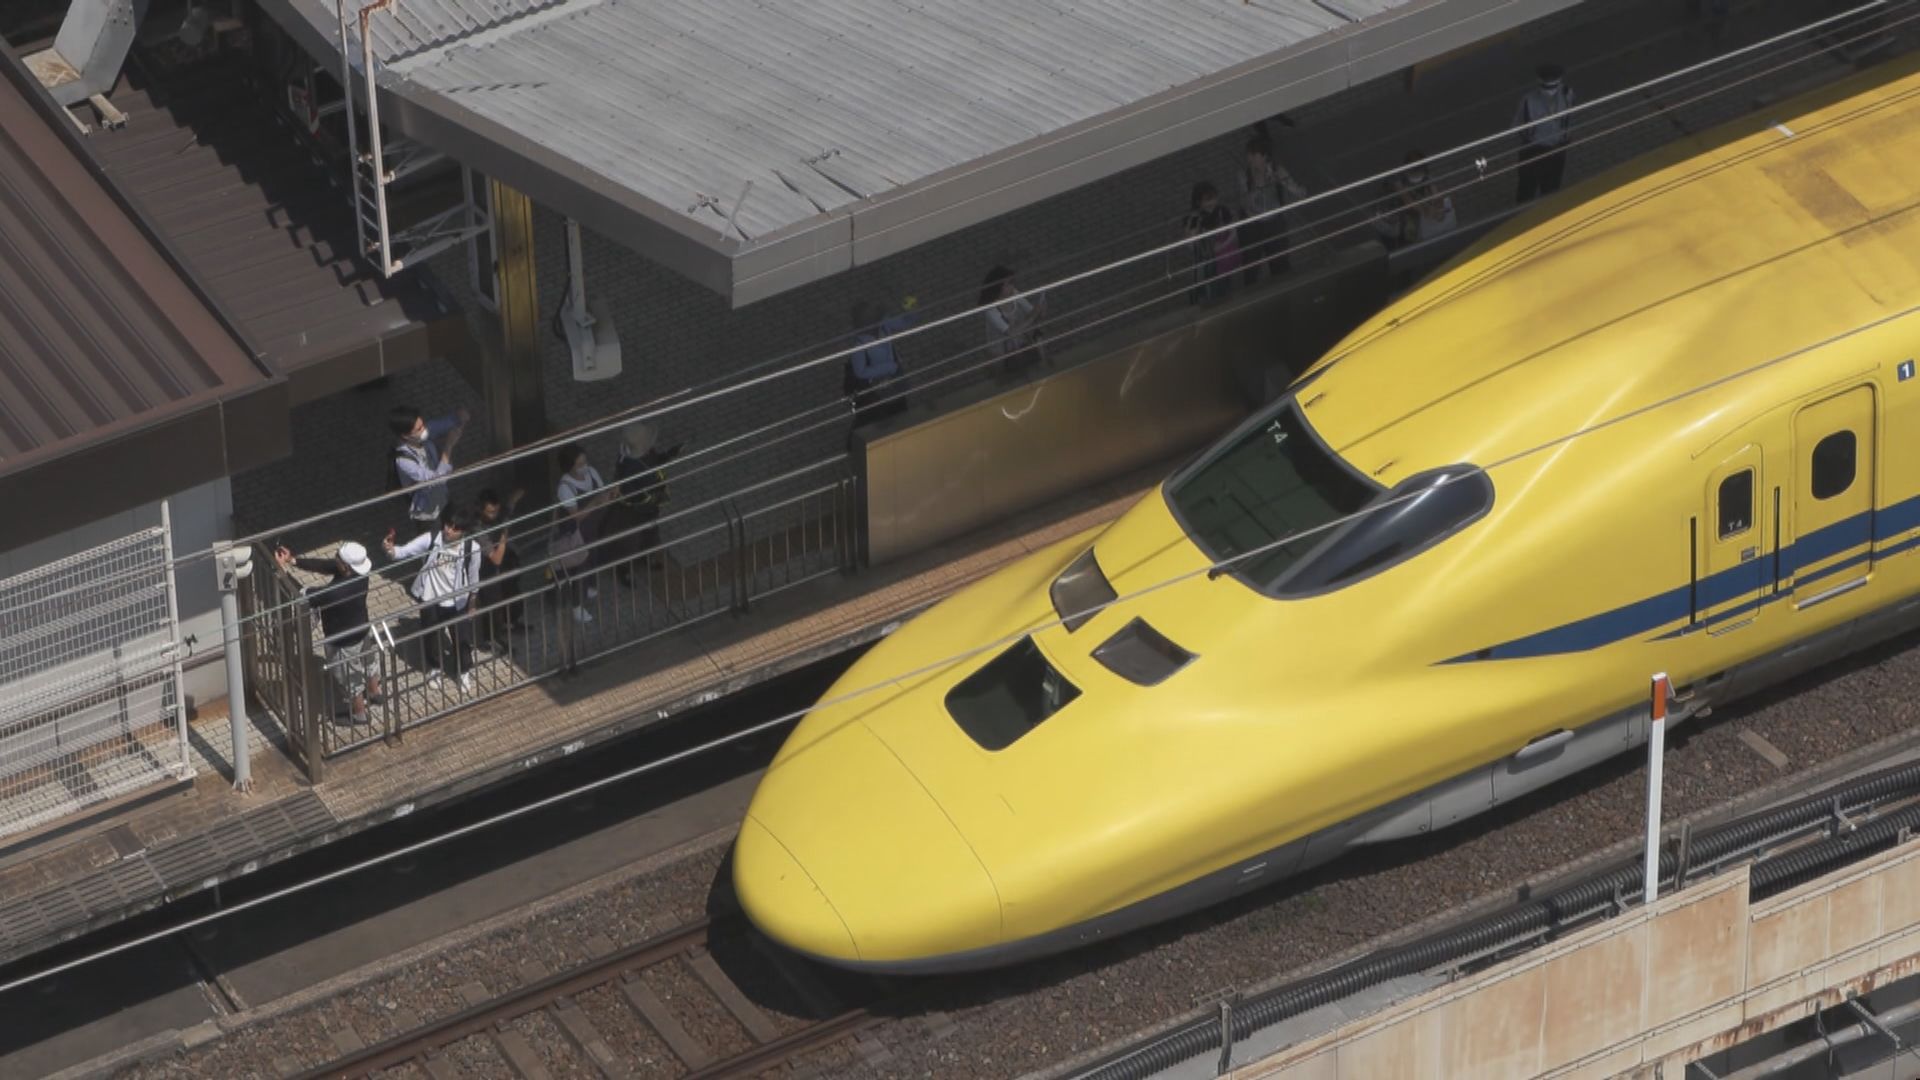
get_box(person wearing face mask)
[1513,63,1575,203]
[385,505,485,694]
[386,403,469,530]
[553,443,611,623]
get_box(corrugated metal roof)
[372,0,1353,240]
[0,58,268,463]
[263,0,1556,303]
[86,53,468,404]
[0,42,288,546]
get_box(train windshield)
[1165,401,1378,590]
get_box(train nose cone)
[733,817,857,960]
[736,723,1001,966]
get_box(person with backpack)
[1373,150,1459,250]
[273,540,383,723]
[1182,181,1240,307]
[553,443,611,624]
[980,266,1048,383]
[475,487,527,651]
[1235,137,1307,284]
[845,297,917,435]
[602,422,683,587]
[384,504,484,693]
[387,404,469,530]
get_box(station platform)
[1,0,1894,976]
[0,460,1159,971]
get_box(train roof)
[1304,53,1920,487]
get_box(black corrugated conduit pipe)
[1750,801,1920,897]
[1078,758,1920,1080]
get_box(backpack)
[386,445,413,514]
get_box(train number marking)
[1900,359,1915,382]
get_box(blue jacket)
[394,413,460,521]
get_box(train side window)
[1810,432,1856,499]
[1093,618,1194,686]
[1717,470,1753,538]
[1276,466,1493,596]
[946,638,1081,751]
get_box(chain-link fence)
[0,508,191,840]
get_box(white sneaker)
[573,606,594,624]
[459,672,475,693]
[426,672,445,691]
[585,585,599,601]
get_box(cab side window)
[1811,432,1856,499]
[1717,470,1753,538]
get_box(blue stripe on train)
[1445,496,1920,663]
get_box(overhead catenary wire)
[50,38,1917,726]
[10,0,1906,635]
[21,0,1891,598]
[9,255,1920,995]
[524,0,1902,426]
[5,0,1910,666]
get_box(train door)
[1700,445,1764,633]
[1788,386,1876,608]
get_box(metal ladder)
[335,0,486,276]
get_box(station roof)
[85,51,471,406]
[260,0,1578,307]
[0,43,288,550]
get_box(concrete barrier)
[1229,840,1920,1079]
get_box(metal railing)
[0,509,192,838]
[239,540,323,779]
[246,464,858,777]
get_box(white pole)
[1645,672,1671,905]
[160,501,191,780]
[214,542,253,793]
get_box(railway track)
[295,914,886,1079]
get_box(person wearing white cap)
[1513,63,1574,203]
[276,540,384,724]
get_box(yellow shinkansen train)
[736,54,1920,973]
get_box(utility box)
[559,219,623,381]
[562,294,623,382]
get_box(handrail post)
[379,632,400,748]
[726,500,750,613]
[839,476,857,573]
[557,569,577,674]
[293,570,325,783]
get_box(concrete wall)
[1231,840,1920,1079]
[0,476,234,709]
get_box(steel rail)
[293,917,714,1078]
[296,911,885,1079]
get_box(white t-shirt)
[986,296,1039,355]
[394,530,482,608]
[556,466,606,512]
